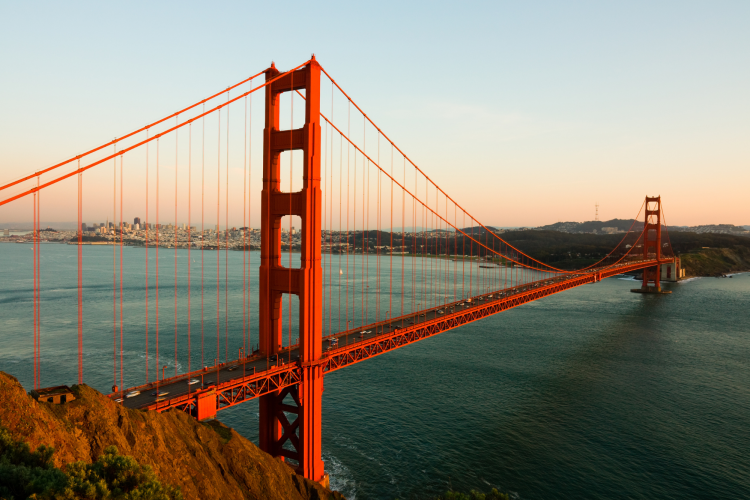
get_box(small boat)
[339,269,343,275]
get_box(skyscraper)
[134,217,141,226]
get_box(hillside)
[678,246,750,276]
[499,230,750,272]
[535,218,641,234]
[535,219,750,236]
[0,371,343,500]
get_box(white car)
[187,378,200,385]
[125,391,140,398]
[437,310,444,314]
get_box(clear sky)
[0,1,748,227]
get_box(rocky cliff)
[0,371,343,500]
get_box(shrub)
[0,427,181,499]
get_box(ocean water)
[1,243,748,499]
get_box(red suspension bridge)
[0,57,680,485]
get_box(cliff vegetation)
[678,246,750,276]
[0,371,343,500]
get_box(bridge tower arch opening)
[259,57,325,482]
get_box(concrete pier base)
[631,287,672,294]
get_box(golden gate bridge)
[0,57,679,485]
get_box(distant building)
[81,223,87,232]
[30,385,76,404]
[602,227,620,234]
[3,229,9,236]
[134,217,141,226]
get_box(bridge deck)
[114,259,664,415]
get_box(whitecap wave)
[323,452,357,499]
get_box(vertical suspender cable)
[188,122,192,375]
[201,104,205,368]
[77,161,83,384]
[156,139,160,381]
[175,116,179,376]
[38,183,41,387]
[225,92,230,363]
[329,89,333,339]
[119,155,124,390]
[345,100,349,334]
[243,96,247,356]
[375,135,380,325]
[216,108,221,372]
[32,190,37,389]
[339,122,342,337]
[411,165,419,312]
[401,156,405,319]
[462,212,465,299]
[322,114,327,338]
[248,85,253,354]
[145,130,149,383]
[113,142,117,389]
[388,143,393,324]
[352,143,357,328]
[364,121,368,326]
[289,81,293,361]
[361,133,366,326]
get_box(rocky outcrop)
[0,371,343,500]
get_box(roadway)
[118,259,656,411]
[118,270,584,410]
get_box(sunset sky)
[0,1,748,227]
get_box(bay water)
[1,243,748,499]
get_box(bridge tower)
[641,196,662,291]
[259,58,325,483]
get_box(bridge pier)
[259,58,325,482]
